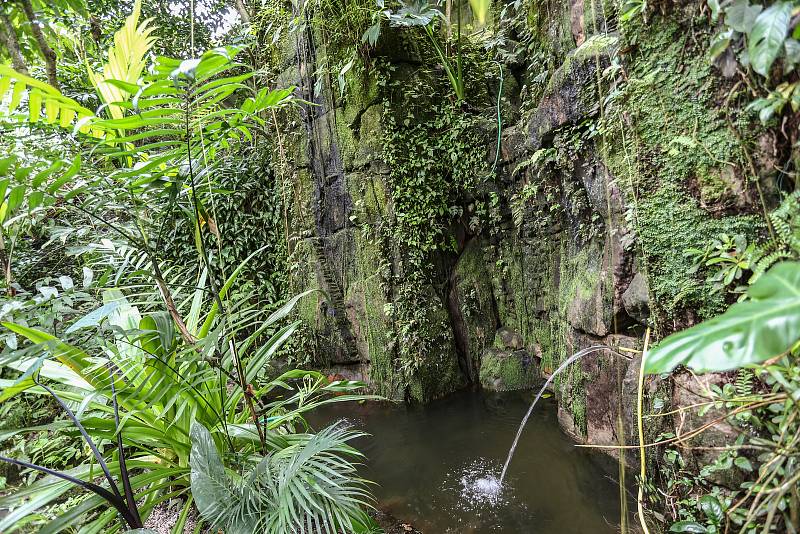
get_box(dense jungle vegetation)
[0,0,799,533]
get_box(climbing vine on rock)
[382,92,489,255]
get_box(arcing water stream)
[498,345,611,486]
[460,346,612,505]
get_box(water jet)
[499,345,611,486]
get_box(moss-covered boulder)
[479,348,539,392]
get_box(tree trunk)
[0,13,29,75]
[17,0,59,89]
[0,235,14,297]
[234,0,250,25]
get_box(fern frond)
[770,190,800,254]
[750,249,792,284]
[734,368,755,397]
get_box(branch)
[233,0,250,25]
[0,12,29,75]
[17,0,59,89]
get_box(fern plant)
[190,422,379,534]
[749,191,800,283]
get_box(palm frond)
[86,0,157,121]
[0,65,102,135]
[191,421,374,534]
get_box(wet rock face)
[277,1,762,471]
[622,272,651,324]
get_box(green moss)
[598,15,765,324]
[570,385,587,436]
[403,300,465,403]
[454,240,496,369]
[524,0,575,62]
[352,231,400,398]
[637,185,760,319]
[479,349,538,391]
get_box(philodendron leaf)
[699,495,724,524]
[669,521,709,533]
[748,1,793,76]
[645,262,800,374]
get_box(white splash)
[453,459,505,508]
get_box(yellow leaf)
[469,0,491,25]
[45,99,59,124]
[87,0,158,120]
[28,90,42,123]
[59,108,76,128]
[9,81,26,113]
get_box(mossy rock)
[479,348,539,392]
[452,239,498,380]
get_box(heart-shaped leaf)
[645,262,800,374]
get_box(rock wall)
[268,0,777,447]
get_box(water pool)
[308,389,624,533]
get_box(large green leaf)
[1,323,92,376]
[748,1,793,76]
[645,262,800,374]
[0,66,100,135]
[725,0,762,33]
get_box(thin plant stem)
[182,88,267,453]
[637,328,651,534]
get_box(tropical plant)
[190,421,379,533]
[685,233,759,294]
[707,0,800,123]
[645,261,800,374]
[381,0,467,101]
[0,154,81,291]
[657,349,800,533]
[0,368,153,532]
[0,0,381,530]
[86,0,157,121]
[0,0,86,87]
[645,259,800,532]
[0,275,374,531]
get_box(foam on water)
[445,458,508,510]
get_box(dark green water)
[308,389,623,533]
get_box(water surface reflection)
[308,389,622,533]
